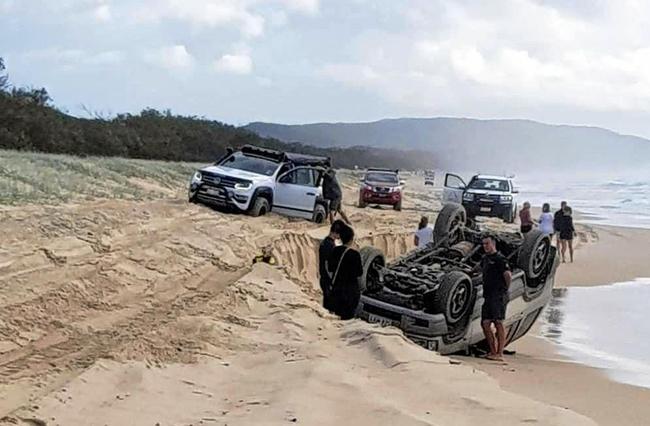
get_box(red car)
[358,168,403,211]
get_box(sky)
[1,0,650,138]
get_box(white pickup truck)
[188,145,330,223]
[443,173,519,223]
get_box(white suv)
[188,145,330,223]
[442,173,518,223]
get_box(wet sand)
[464,223,650,426]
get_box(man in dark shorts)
[318,220,344,311]
[480,235,512,361]
[553,201,567,245]
[322,168,350,224]
[326,223,362,320]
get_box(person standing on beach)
[480,235,512,362]
[519,202,534,234]
[554,201,568,245]
[557,206,576,263]
[322,168,350,225]
[539,203,554,236]
[327,224,363,320]
[318,220,345,311]
[414,216,433,248]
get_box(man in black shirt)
[553,201,567,245]
[326,224,363,320]
[319,220,345,311]
[322,168,350,224]
[480,235,512,361]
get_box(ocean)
[516,172,650,229]
[541,279,650,390]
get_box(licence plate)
[206,188,224,197]
[367,314,397,327]
[480,207,492,212]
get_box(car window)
[280,168,317,187]
[468,178,510,192]
[445,174,465,189]
[365,172,398,184]
[219,152,280,176]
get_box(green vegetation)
[0,57,435,171]
[0,149,202,205]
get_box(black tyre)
[393,200,402,211]
[249,196,270,217]
[517,229,551,279]
[358,193,367,208]
[359,246,385,293]
[313,204,326,224]
[503,207,515,223]
[431,271,473,325]
[433,203,467,246]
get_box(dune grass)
[0,150,205,205]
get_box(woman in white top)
[539,203,554,235]
[414,216,433,248]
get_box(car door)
[443,173,467,203]
[274,167,319,219]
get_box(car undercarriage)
[357,203,557,354]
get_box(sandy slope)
[0,173,594,425]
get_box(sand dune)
[0,171,595,425]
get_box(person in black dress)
[557,205,576,263]
[326,224,362,320]
[318,220,345,311]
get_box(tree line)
[0,58,435,170]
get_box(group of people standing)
[519,200,576,263]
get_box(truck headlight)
[500,195,512,203]
[234,182,252,190]
[191,171,202,183]
[462,193,474,201]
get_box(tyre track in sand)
[0,199,286,416]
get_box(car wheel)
[313,204,326,224]
[393,200,402,211]
[517,229,551,280]
[249,197,270,217]
[503,208,514,223]
[431,271,473,325]
[359,246,385,293]
[433,203,467,247]
[358,193,367,208]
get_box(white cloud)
[133,0,265,38]
[320,0,650,113]
[147,45,195,70]
[93,4,111,22]
[282,0,319,14]
[0,0,13,14]
[214,53,253,75]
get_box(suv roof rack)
[241,145,285,162]
[239,144,331,168]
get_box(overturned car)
[356,203,558,355]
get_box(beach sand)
[0,171,644,425]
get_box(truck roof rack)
[241,145,285,162]
[239,144,331,168]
